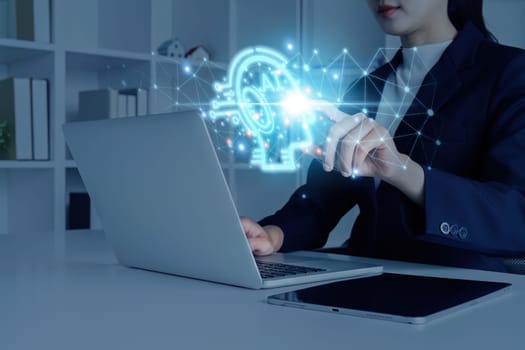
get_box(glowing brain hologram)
[117,44,442,174]
[210,46,316,172]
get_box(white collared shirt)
[374,40,452,134]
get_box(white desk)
[1,230,524,350]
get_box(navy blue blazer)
[260,23,525,272]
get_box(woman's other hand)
[240,217,284,255]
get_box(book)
[120,88,148,116]
[136,89,148,116]
[118,94,127,118]
[0,77,33,160]
[78,88,119,120]
[0,0,8,38]
[15,0,50,42]
[0,171,7,234]
[68,192,90,230]
[31,79,49,160]
[0,0,16,39]
[126,95,137,117]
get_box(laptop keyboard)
[256,261,326,279]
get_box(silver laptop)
[63,111,382,289]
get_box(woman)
[241,0,525,272]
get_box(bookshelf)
[0,0,384,246]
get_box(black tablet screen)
[269,273,511,318]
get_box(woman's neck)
[401,17,458,48]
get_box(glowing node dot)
[395,114,400,119]
[343,48,348,54]
[363,70,368,76]
[417,131,422,136]
[353,168,359,175]
[333,73,339,80]
[301,193,307,199]
[436,140,442,146]
[153,84,158,90]
[404,86,410,93]
[362,108,368,114]
[287,43,294,50]
[184,65,191,73]
[427,109,435,117]
[313,49,319,55]
[403,165,408,170]
[427,166,432,171]
[238,144,246,152]
[380,137,384,142]
[303,64,311,72]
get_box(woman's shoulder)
[476,39,525,67]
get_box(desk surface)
[1,230,524,350]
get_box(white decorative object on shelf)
[157,38,185,59]
[185,45,210,64]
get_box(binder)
[16,0,50,42]
[120,88,148,116]
[78,88,118,120]
[126,95,137,117]
[31,79,49,160]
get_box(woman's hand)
[316,103,425,206]
[240,217,284,256]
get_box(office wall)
[485,0,525,48]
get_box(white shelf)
[153,54,228,71]
[0,37,54,51]
[0,39,54,64]
[0,161,55,169]
[65,160,77,169]
[67,47,152,63]
[66,49,152,71]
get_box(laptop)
[63,111,382,289]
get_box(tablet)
[267,273,511,324]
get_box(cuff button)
[459,227,469,240]
[440,222,450,235]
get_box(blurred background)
[0,0,523,247]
